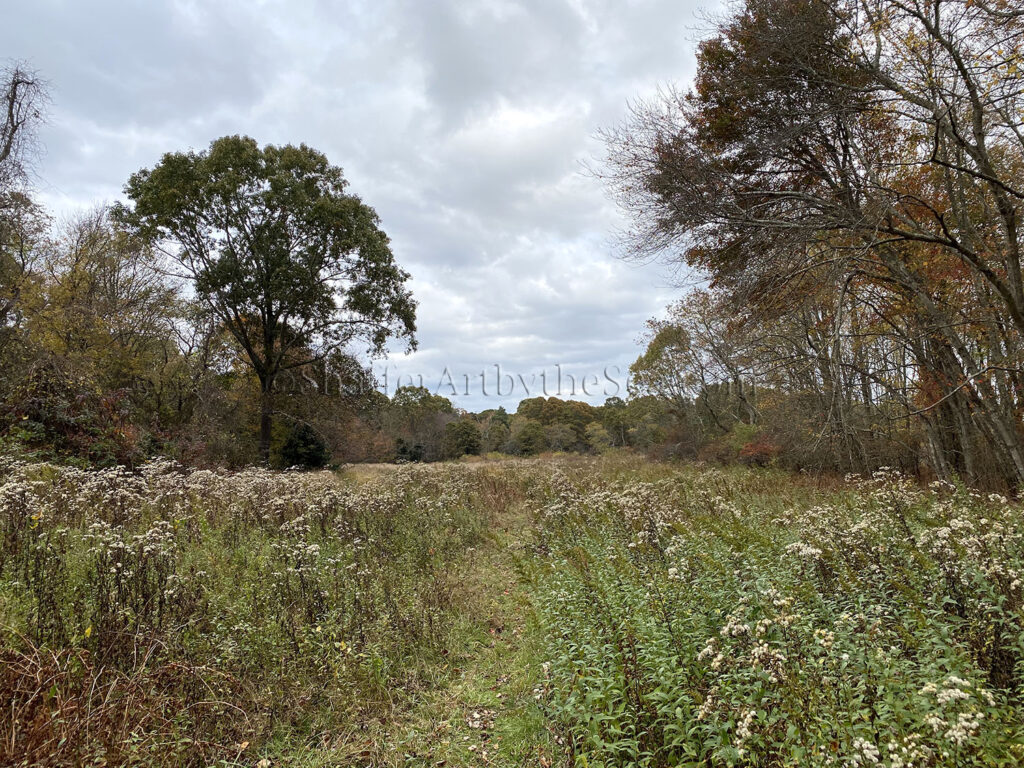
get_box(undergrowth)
[0,459,494,766]
[4,456,1024,766]
[530,463,1024,766]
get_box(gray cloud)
[2,0,713,410]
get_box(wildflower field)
[2,456,1024,766]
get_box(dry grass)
[2,644,261,766]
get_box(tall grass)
[0,459,491,766]
[530,464,1024,766]
[5,455,1024,766]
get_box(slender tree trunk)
[922,417,952,481]
[259,377,274,466]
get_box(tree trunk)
[259,378,274,466]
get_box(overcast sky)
[3,0,715,410]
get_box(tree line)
[613,0,1024,489]
[9,0,1024,487]
[0,62,668,469]
[385,389,672,463]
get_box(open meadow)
[2,455,1023,767]
[5,0,1024,765]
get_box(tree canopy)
[607,0,1024,487]
[115,135,416,462]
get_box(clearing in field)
[2,455,1024,766]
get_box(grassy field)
[2,456,1023,766]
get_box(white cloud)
[3,0,714,410]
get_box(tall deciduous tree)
[0,62,45,195]
[606,0,1024,487]
[115,135,416,463]
[0,63,47,358]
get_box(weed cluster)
[531,465,1024,766]
[0,458,489,766]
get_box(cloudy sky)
[3,0,715,410]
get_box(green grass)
[368,508,555,767]
[529,464,1024,766]
[3,456,1024,766]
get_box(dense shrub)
[738,432,781,466]
[395,437,425,462]
[0,362,145,467]
[512,420,547,455]
[442,418,482,458]
[278,421,331,468]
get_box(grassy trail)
[377,504,553,767]
[322,465,555,767]
[369,492,554,767]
